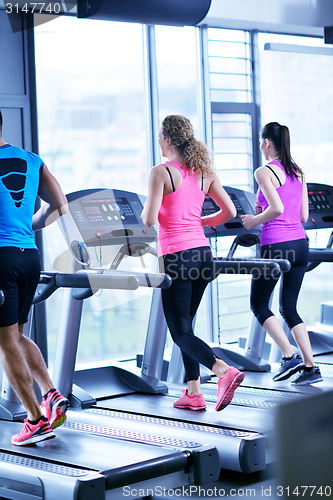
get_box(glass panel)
[258,32,333,338]
[215,168,252,190]
[258,33,333,184]
[217,269,253,342]
[35,16,146,195]
[34,16,149,368]
[209,56,249,75]
[155,24,209,342]
[215,153,251,171]
[208,29,252,105]
[155,25,198,133]
[208,28,248,43]
[213,114,248,122]
[208,41,249,59]
[207,25,254,342]
[213,120,250,137]
[210,90,251,102]
[210,73,250,91]
[213,137,249,154]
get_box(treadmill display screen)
[84,206,100,215]
[308,189,333,213]
[202,193,254,218]
[71,196,139,228]
[65,188,157,247]
[202,195,220,216]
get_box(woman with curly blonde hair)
[142,115,244,412]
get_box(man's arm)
[32,164,68,231]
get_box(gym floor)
[133,354,333,500]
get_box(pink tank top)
[257,160,306,246]
[158,162,209,257]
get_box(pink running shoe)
[173,389,206,410]
[11,416,55,446]
[215,366,244,411]
[41,389,70,429]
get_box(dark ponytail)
[261,122,303,179]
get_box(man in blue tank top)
[0,110,70,445]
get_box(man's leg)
[18,323,69,430]
[18,323,53,397]
[0,323,42,421]
[0,323,54,446]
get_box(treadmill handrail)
[87,268,172,289]
[306,247,333,272]
[308,248,333,262]
[103,451,191,490]
[33,271,140,304]
[214,257,291,273]
[212,257,290,278]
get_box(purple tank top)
[257,160,306,246]
[158,162,209,257]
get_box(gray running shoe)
[291,367,323,385]
[272,353,304,381]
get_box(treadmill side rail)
[188,446,220,485]
[103,446,219,491]
[239,435,266,473]
[0,453,106,500]
[74,474,106,500]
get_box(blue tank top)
[0,144,43,249]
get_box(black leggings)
[250,238,309,330]
[160,246,216,382]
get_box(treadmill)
[288,183,333,355]
[44,187,297,477]
[0,190,220,499]
[57,187,333,478]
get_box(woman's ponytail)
[261,122,303,179]
[161,115,214,176]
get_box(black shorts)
[0,247,41,327]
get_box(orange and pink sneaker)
[215,366,244,411]
[173,389,206,410]
[41,388,70,429]
[11,416,55,446]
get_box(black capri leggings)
[250,238,309,330]
[160,246,216,382]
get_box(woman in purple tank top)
[142,115,245,411]
[241,122,322,385]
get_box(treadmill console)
[201,183,333,237]
[63,188,157,247]
[304,183,333,230]
[202,186,260,238]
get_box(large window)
[208,28,254,190]
[155,25,211,342]
[207,28,255,342]
[34,17,333,367]
[208,28,252,104]
[258,32,333,329]
[34,15,150,368]
[155,25,199,132]
[258,33,333,184]
[35,16,147,195]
